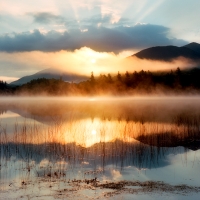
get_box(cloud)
[81,15,131,27]
[29,12,128,28]
[30,12,65,24]
[81,14,112,27]
[0,24,187,53]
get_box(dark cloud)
[30,12,65,24]
[0,24,187,53]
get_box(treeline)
[0,80,7,89]
[84,67,200,94]
[0,80,9,94]
[1,67,200,95]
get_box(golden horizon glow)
[0,47,196,83]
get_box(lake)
[0,97,200,199]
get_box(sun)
[90,58,96,63]
[91,129,97,135]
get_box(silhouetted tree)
[0,80,7,90]
[124,71,131,87]
[175,67,181,76]
[107,73,113,83]
[90,71,95,84]
[117,71,122,82]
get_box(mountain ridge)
[10,68,88,86]
[132,42,200,61]
[183,42,200,55]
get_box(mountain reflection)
[0,140,177,172]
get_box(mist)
[0,47,199,83]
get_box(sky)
[0,0,200,82]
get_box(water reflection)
[0,97,200,198]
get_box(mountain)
[183,42,200,55]
[132,43,200,61]
[10,68,88,86]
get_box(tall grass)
[1,111,200,185]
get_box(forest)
[1,67,200,96]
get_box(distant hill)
[10,68,88,86]
[183,42,200,55]
[132,43,200,61]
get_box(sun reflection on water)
[2,113,199,149]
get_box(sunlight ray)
[136,0,165,23]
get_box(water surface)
[0,97,200,199]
